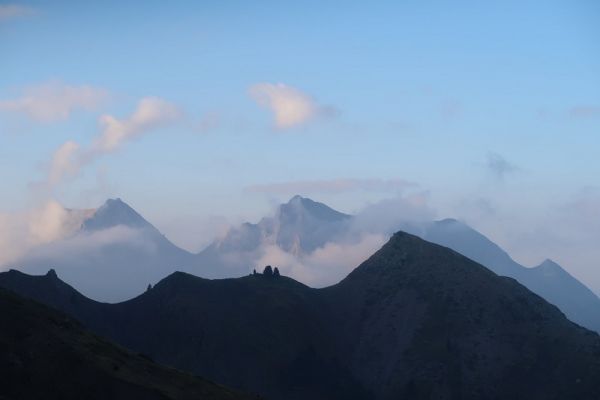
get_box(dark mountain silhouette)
[0,287,254,400]
[4,196,600,333]
[3,232,600,400]
[423,218,600,332]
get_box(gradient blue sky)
[1,1,599,288]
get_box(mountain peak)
[535,259,566,274]
[288,194,304,203]
[281,195,351,222]
[46,268,58,279]
[80,198,153,232]
[436,217,460,225]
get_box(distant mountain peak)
[280,195,351,222]
[436,217,460,225]
[80,198,154,232]
[288,194,304,203]
[535,259,566,274]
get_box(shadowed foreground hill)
[0,288,254,400]
[2,232,600,399]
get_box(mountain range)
[2,232,600,399]
[3,195,600,334]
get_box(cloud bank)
[0,200,94,267]
[0,81,109,122]
[257,233,387,287]
[249,83,335,129]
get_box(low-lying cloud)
[0,200,92,267]
[232,192,435,287]
[249,83,336,129]
[257,233,387,287]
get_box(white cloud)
[48,141,80,185]
[245,178,416,195]
[257,234,387,287]
[249,83,335,129]
[43,97,181,187]
[0,200,92,267]
[93,97,180,152]
[0,4,34,21]
[0,81,109,122]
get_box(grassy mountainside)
[0,288,255,400]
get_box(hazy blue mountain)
[210,195,351,255]
[80,198,154,231]
[6,198,195,302]
[422,218,600,332]
[195,195,352,278]
[3,232,600,400]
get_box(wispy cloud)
[42,97,181,187]
[47,141,81,186]
[0,4,35,21]
[245,178,416,195]
[0,81,109,122]
[249,83,336,129]
[569,106,600,119]
[92,97,180,152]
[485,152,519,181]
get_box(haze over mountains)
[3,195,600,334]
[2,232,600,399]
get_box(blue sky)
[1,1,599,289]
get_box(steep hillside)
[0,288,254,400]
[423,218,600,332]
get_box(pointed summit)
[280,195,351,222]
[534,258,568,276]
[81,198,154,232]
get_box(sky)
[1,1,600,290]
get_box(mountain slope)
[423,218,600,332]
[3,232,600,400]
[0,287,253,400]
[326,232,600,399]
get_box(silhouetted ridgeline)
[2,232,600,400]
[7,196,600,336]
